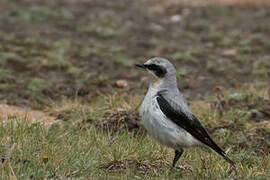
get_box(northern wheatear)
[136,57,235,169]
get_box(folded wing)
[156,91,235,166]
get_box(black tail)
[207,138,236,167]
[218,150,236,167]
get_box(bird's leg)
[171,149,183,170]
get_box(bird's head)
[135,57,176,82]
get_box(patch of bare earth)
[0,104,57,125]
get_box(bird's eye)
[145,64,167,77]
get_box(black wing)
[156,92,235,166]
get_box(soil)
[0,0,269,108]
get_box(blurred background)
[0,0,269,108]
[0,0,270,179]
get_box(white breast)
[139,86,201,149]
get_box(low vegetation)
[1,84,270,179]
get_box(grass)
[1,86,270,179]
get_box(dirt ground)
[0,0,269,108]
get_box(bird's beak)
[135,64,147,69]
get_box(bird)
[135,57,235,169]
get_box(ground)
[0,0,270,179]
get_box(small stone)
[221,49,237,57]
[40,58,49,67]
[170,15,182,23]
[116,80,128,88]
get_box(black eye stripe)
[145,64,167,77]
[145,64,159,70]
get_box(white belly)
[139,95,201,149]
